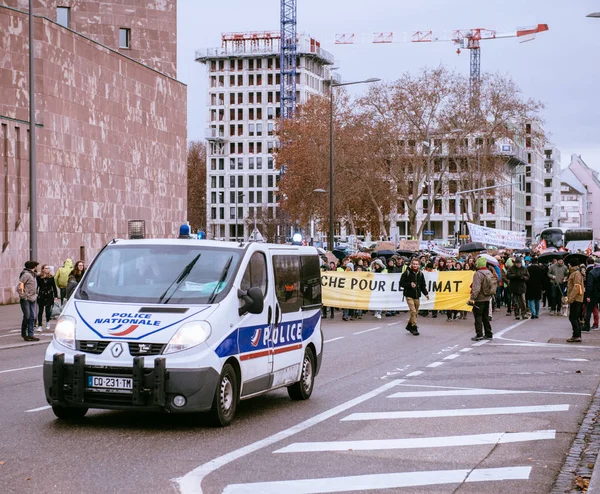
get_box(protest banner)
[398,239,420,251]
[430,245,459,258]
[466,223,526,249]
[321,270,473,311]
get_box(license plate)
[87,376,133,390]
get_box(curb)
[552,380,600,493]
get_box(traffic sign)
[424,230,435,236]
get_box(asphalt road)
[1,309,599,494]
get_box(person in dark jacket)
[19,261,40,342]
[36,264,58,331]
[584,258,600,331]
[526,257,545,319]
[583,257,599,331]
[400,258,429,336]
[507,257,530,320]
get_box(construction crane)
[335,24,549,90]
[280,0,297,119]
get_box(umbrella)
[332,249,349,262]
[479,253,499,266]
[564,253,591,267]
[396,249,418,258]
[516,248,532,254]
[538,251,567,264]
[458,242,487,253]
[374,249,396,259]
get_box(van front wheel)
[209,363,238,427]
[287,349,315,401]
[52,405,88,420]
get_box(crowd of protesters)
[17,258,86,342]
[321,250,600,344]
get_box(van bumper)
[43,353,219,413]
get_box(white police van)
[43,239,323,426]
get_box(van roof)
[107,239,320,254]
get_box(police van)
[43,239,323,426]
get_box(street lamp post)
[29,0,37,261]
[328,77,380,250]
[454,181,519,247]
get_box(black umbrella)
[374,249,396,259]
[458,242,487,253]
[564,253,591,267]
[396,249,418,257]
[332,249,349,262]
[538,251,567,264]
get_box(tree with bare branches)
[187,141,206,233]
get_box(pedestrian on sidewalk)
[54,258,72,305]
[526,257,545,319]
[18,261,40,342]
[584,258,600,332]
[469,257,495,341]
[507,257,530,320]
[36,264,58,331]
[566,260,585,343]
[400,257,429,336]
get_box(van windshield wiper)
[208,256,233,304]
[158,253,202,304]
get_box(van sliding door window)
[240,252,268,297]
[301,256,322,307]
[273,255,302,313]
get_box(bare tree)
[187,141,206,233]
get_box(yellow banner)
[321,271,474,311]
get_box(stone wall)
[0,6,187,304]
[4,0,177,78]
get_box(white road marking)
[25,405,51,413]
[389,388,550,399]
[426,361,444,368]
[492,342,599,349]
[353,326,381,335]
[460,347,474,352]
[405,371,423,377]
[390,383,591,397]
[324,337,345,343]
[342,404,569,421]
[471,340,488,347]
[274,430,556,453]
[494,319,529,337]
[0,334,15,338]
[0,365,43,374]
[386,322,398,326]
[222,466,532,493]
[555,358,590,362]
[443,353,460,360]
[175,379,404,493]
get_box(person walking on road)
[400,258,429,336]
[584,258,600,332]
[526,257,545,319]
[548,258,569,316]
[507,257,530,320]
[36,264,58,331]
[54,258,72,305]
[469,257,495,341]
[566,260,585,343]
[18,261,40,342]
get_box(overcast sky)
[177,0,600,170]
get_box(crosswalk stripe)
[222,466,532,493]
[342,404,569,421]
[273,430,555,453]
[388,389,531,399]
[426,361,444,368]
[443,353,460,360]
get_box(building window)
[57,6,70,28]
[119,28,131,49]
[257,176,263,187]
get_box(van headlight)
[164,321,212,354]
[54,315,76,350]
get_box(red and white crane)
[335,24,549,88]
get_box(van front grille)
[77,340,110,354]
[128,342,165,356]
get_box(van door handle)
[267,306,272,325]
[275,304,280,325]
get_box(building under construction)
[196,32,335,241]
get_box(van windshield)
[76,245,242,304]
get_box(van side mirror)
[238,287,264,316]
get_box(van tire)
[287,349,315,401]
[51,405,88,420]
[209,363,238,427]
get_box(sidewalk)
[0,302,54,349]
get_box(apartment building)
[560,168,587,229]
[196,32,334,241]
[538,144,562,231]
[567,154,600,239]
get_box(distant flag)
[535,239,546,253]
[586,241,593,256]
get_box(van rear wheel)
[287,349,315,401]
[52,405,88,420]
[209,363,238,427]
